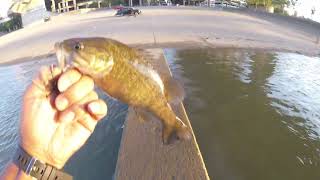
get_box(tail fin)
[162,117,192,144]
[163,125,175,144]
[164,77,185,105]
[175,117,192,141]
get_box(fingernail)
[88,102,100,114]
[64,111,75,122]
[58,79,69,92]
[56,96,68,110]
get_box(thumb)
[25,65,62,99]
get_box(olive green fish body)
[55,37,191,143]
[100,57,162,106]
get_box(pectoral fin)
[164,77,185,105]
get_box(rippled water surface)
[1,49,320,180]
[164,48,320,180]
[0,56,127,179]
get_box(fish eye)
[74,43,83,50]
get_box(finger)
[87,99,108,120]
[58,110,76,124]
[51,65,62,78]
[39,65,62,84]
[55,75,94,111]
[78,91,98,105]
[57,68,81,92]
[58,91,98,123]
[77,109,97,133]
[39,66,51,86]
[61,105,97,132]
[28,66,50,95]
[25,66,61,99]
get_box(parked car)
[115,7,141,16]
[112,5,124,10]
[160,0,168,6]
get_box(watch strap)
[13,146,73,180]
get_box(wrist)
[1,162,34,180]
[12,146,73,180]
[16,167,35,180]
[20,143,66,169]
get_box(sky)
[288,0,320,23]
[0,0,11,18]
[0,0,319,22]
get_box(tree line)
[246,0,298,8]
[246,0,298,14]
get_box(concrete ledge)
[1,8,320,64]
[115,49,209,180]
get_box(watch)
[13,146,73,180]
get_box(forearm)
[1,162,33,180]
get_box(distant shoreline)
[0,43,313,67]
[0,7,319,65]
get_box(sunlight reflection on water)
[266,53,320,140]
[165,48,320,180]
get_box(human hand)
[20,66,107,169]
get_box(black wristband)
[13,146,73,180]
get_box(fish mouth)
[55,42,68,69]
[55,42,86,70]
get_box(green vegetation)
[0,13,23,33]
[246,0,296,14]
[248,0,296,7]
[109,0,128,6]
[272,0,290,13]
[246,0,272,7]
[88,0,128,7]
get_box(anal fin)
[133,107,154,123]
[164,77,185,105]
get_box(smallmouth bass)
[55,37,191,144]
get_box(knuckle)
[72,105,86,118]
[69,69,81,77]
[91,91,99,99]
[52,67,62,76]
[82,75,94,85]
[78,113,96,132]
[70,68,81,73]
[62,69,80,80]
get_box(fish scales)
[55,37,191,144]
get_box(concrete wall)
[21,7,49,27]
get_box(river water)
[0,56,128,179]
[0,48,320,180]
[164,48,320,180]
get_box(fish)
[54,37,192,144]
